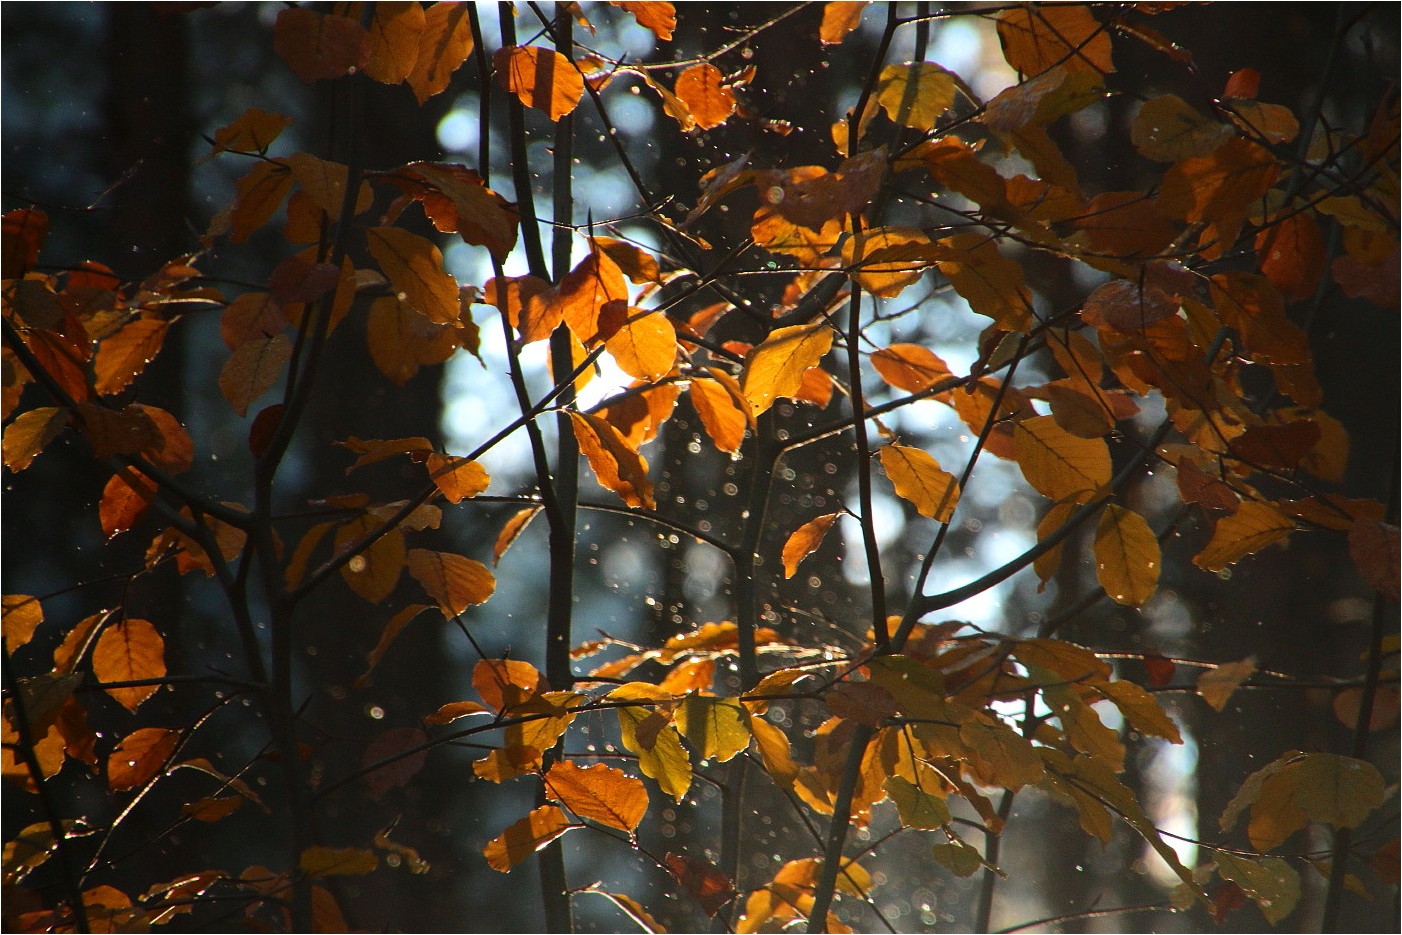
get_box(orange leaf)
[1093,504,1160,607]
[570,411,656,509]
[1197,657,1257,712]
[406,548,496,617]
[75,403,161,461]
[1228,100,1300,144]
[366,295,458,385]
[334,516,405,604]
[740,322,833,417]
[407,1,475,102]
[363,1,426,85]
[357,603,432,688]
[1193,501,1294,572]
[93,319,169,396]
[496,46,584,121]
[483,805,574,872]
[666,852,736,917]
[92,619,166,712]
[282,152,373,217]
[592,236,664,285]
[473,658,546,713]
[782,512,841,579]
[1158,139,1279,258]
[366,226,460,324]
[535,250,629,346]
[871,344,953,394]
[689,370,750,455]
[221,292,290,349]
[674,64,735,131]
[426,454,490,503]
[1256,213,1325,302]
[936,232,1034,329]
[108,727,178,791]
[494,506,542,565]
[878,445,960,522]
[544,760,648,832]
[819,2,867,44]
[1348,520,1400,603]
[3,406,67,472]
[605,310,677,382]
[337,435,434,472]
[996,5,1114,76]
[1012,415,1111,502]
[228,161,293,242]
[2,595,43,651]
[844,227,932,298]
[219,334,291,417]
[611,2,676,41]
[423,700,491,725]
[273,8,369,84]
[393,162,519,262]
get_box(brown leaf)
[337,435,434,472]
[366,226,460,325]
[273,8,369,84]
[483,805,574,872]
[1198,657,1257,712]
[407,1,475,102]
[219,334,291,417]
[936,232,1034,329]
[361,727,429,798]
[496,46,584,121]
[356,603,432,688]
[366,296,458,385]
[1348,520,1400,603]
[406,548,496,617]
[473,658,546,713]
[1081,279,1179,333]
[871,344,953,394]
[108,727,178,791]
[363,1,426,85]
[494,506,541,565]
[3,208,48,278]
[92,619,166,712]
[423,700,490,726]
[93,319,169,397]
[392,162,519,262]
[674,64,735,131]
[221,292,290,349]
[996,5,1114,76]
[1256,213,1325,302]
[665,853,736,917]
[334,516,405,605]
[3,406,67,472]
[570,411,656,509]
[1131,94,1232,162]
[1228,420,1321,471]
[544,760,648,832]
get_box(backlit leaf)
[473,658,545,713]
[1193,501,1293,572]
[958,713,1044,791]
[337,435,434,472]
[781,512,841,579]
[2,595,43,650]
[819,2,867,44]
[1227,100,1299,144]
[936,232,1034,329]
[334,516,405,604]
[394,162,519,262]
[366,226,460,325]
[878,444,960,522]
[873,62,956,132]
[931,838,984,877]
[605,310,676,382]
[108,727,178,791]
[94,319,169,396]
[740,322,833,417]
[544,760,648,832]
[1131,95,1232,162]
[674,63,735,131]
[282,152,373,217]
[423,700,490,725]
[996,5,1114,76]
[677,695,750,763]
[219,334,291,417]
[1197,656,1256,712]
[1096,678,1182,744]
[494,506,541,565]
[1093,504,1159,607]
[1212,853,1300,924]
[570,411,655,508]
[871,344,954,394]
[611,2,675,41]
[2,207,47,278]
[1224,752,1386,851]
[665,853,736,918]
[363,1,426,85]
[92,619,165,712]
[1013,415,1111,502]
[1158,139,1279,259]
[366,295,458,385]
[537,250,629,346]
[689,369,751,455]
[482,801,569,874]
[496,46,584,121]
[406,548,496,618]
[299,846,378,877]
[884,775,952,829]
[3,406,67,472]
[1256,213,1325,302]
[580,886,668,934]
[610,683,692,802]
[407,1,474,102]
[426,454,490,503]
[748,716,799,790]
[273,8,370,84]
[1348,520,1400,603]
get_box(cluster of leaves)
[2,2,1397,932]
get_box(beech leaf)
[484,805,574,872]
[1012,416,1110,503]
[108,727,178,792]
[1093,504,1160,607]
[219,334,291,418]
[366,226,460,325]
[1197,656,1257,712]
[496,46,584,121]
[781,512,841,579]
[544,760,648,832]
[92,619,166,712]
[1193,502,1294,572]
[406,548,496,618]
[407,1,475,102]
[570,411,656,509]
[878,445,960,522]
[740,322,833,417]
[674,64,735,131]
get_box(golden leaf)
[1192,501,1294,572]
[494,506,541,565]
[570,411,655,509]
[870,344,953,394]
[740,322,833,416]
[92,619,165,712]
[781,512,841,579]
[611,2,676,41]
[299,846,378,877]
[674,63,735,130]
[334,516,405,605]
[605,310,676,382]
[610,683,692,802]
[872,62,956,132]
[1093,504,1160,607]
[108,727,178,792]
[1131,94,1232,162]
[363,1,426,85]
[366,226,460,325]
[819,2,867,45]
[406,548,496,618]
[1012,415,1111,502]
[496,45,584,121]
[689,369,751,455]
[407,1,475,102]
[426,454,490,503]
[2,406,67,473]
[996,5,1114,76]
[676,695,750,763]
[878,445,960,522]
[1197,656,1256,712]
[94,319,169,397]
[544,760,648,832]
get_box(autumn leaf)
[1256,213,1325,302]
[781,512,841,579]
[3,406,67,472]
[610,683,692,802]
[872,62,956,132]
[407,1,475,102]
[1131,95,1232,162]
[300,846,378,877]
[996,5,1114,76]
[1193,501,1294,572]
[819,1,867,44]
[494,506,541,565]
[740,322,833,417]
[92,619,165,712]
[473,658,546,713]
[570,411,655,509]
[676,695,750,763]
[1222,752,1385,851]
[366,226,460,325]
[282,153,373,217]
[3,207,48,278]
[871,344,954,394]
[544,760,648,832]
[534,250,629,346]
[108,727,179,791]
[366,296,458,385]
[666,853,736,918]
[1212,852,1300,924]
[273,8,370,84]
[958,713,1044,791]
[2,594,43,651]
[334,516,405,605]
[935,232,1034,329]
[611,2,676,41]
[361,727,429,798]
[363,1,426,85]
[1197,656,1257,712]
[94,319,169,396]
[689,369,751,455]
[674,64,735,131]
[878,445,960,522]
[496,46,584,121]
[425,454,490,503]
[748,716,799,790]
[423,700,491,726]
[356,603,433,688]
[884,775,952,829]
[1093,504,1160,607]
[1013,415,1111,502]
[604,310,676,382]
[406,548,496,618]
[393,162,519,262]
[484,805,574,872]
[579,886,667,934]
[219,334,291,417]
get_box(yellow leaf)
[473,658,545,713]
[219,334,291,417]
[1132,94,1233,162]
[819,2,867,44]
[1095,679,1182,744]
[689,369,751,455]
[1013,415,1111,502]
[2,595,43,650]
[843,227,932,298]
[366,295,458,385]
[873,62,956,132]
[337,435,434,472]
[299,846,378,878]
[366,227,460,325]
[406,548,496,617]
[781,512,841,579]
[496,45,584,121]
[1212,853,1301,924]
[426,454,490,503]
[610,683,692,802]
[92,619,165,713]
[883,775,952,829]
[674,63,735,131]
[878,445,960,522]
[958,713,1044,791]
[870,344,953,393]
[593,236,664,285]
[748,716,798,790]
[3,406,67,472]
[1227,100,1300,144]
[605,310,676,382]
[935,232,1034,329]
[1093,504,1160,606]
[1197,656,1256,712]
[544,760,648,832]
[676,695,750,763]
[406,1,475,103]
[740,322,833,416]
[494,506,541,565]
[364,1,426,85]
[570,411,655,509]
[422,700,490,725]
[1194,501,1295,572]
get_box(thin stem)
[805,724,873,933]
[974,791,1016,932]
[845,280,887,649]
